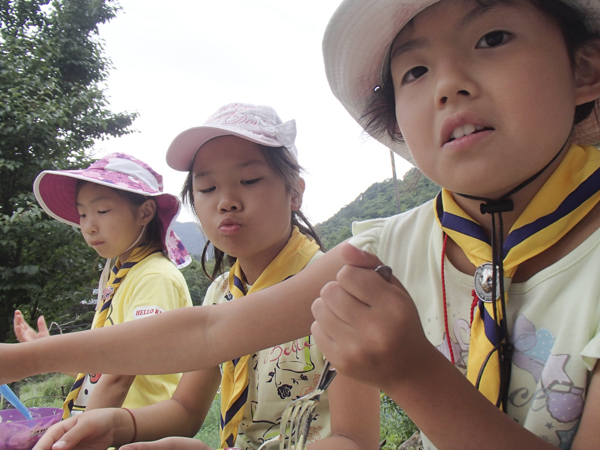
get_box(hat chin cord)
[124,225,147,254]
[453,134,570,411]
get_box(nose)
[218,190,242,213]
[81,217,98,235]
[435,59,478,108]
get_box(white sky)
[95,0,413,224]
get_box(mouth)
[218,219,242,234]
[446,123,493,144]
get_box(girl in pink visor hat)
[20,153,192,419]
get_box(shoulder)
[349,199,438,257]
[203,272,230,306]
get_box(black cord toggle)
[480,199,514,215]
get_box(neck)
[236,228,293,285]
[452,149,567,239]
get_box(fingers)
[13,310,34,343]
[37,315,50,338]
[32,419,78,450]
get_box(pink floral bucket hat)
[33,153,191,268]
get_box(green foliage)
[0,0,137,342]
[193,392,221,447]
[315,168,440,250]
[181,259,215,306]
[9,373,72,409]
[380,393,419,448]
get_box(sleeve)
[581,324,600,371]
[121,270,191,323]
[348,217,388,255]
[202,272,229,307]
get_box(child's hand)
[121,437,213,449]
[14,310,49,342]
[32,409,121,450]
[311,242,429,392]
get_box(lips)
[218,218,242,234]
[441,112,494,146]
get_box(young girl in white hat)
[32,103,379,450]
[25,153,193,419]
[4,1,600,449]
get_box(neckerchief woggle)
[219,227,320,449]
[62,242,161,419]
[435,144,600,406]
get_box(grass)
[4,375,419,449]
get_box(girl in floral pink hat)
[15,153,192,419]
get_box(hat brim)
[166,125,293,171]
[33,170,191,268]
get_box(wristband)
[122,408,137,443]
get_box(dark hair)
[362,0,600,143]
[75,180,162,247]
[181,144,325,281]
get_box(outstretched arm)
[0,245,346,384]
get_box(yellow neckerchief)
[435,144,600,407]
[219,227,320,449]
[62,242,161,419]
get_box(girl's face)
[391,0,594,198]
[77,183,151,262]
[192,136,302,272]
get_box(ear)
[139,199,157,225]
[291,177,305,211]
[574,40,600,105]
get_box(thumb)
[37,316,49,334]
[338,241,384,269]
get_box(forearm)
[309,373,381,450]
[112,399,198,447]
[85,374,136,410]
[1,246,345,382]
[386,344,557,450]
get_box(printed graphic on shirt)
[132,306,166,319]
[72,373,102,415]
[438,314,585,449]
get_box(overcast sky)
[95,0,413,223]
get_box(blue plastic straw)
[0,384,33,420]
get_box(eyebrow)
[390,2,511,62]
[75,195,113,207]
[193,159,266,179]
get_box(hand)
[121,437,213,450]
[32,409,120,450]
[14,310,50,342]
[311,242,430,392]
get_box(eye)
[476,30,512,48]
[79,213,86,219]
[402,66,428,84]
[241,178,261,186]
[98,210,110,214]
[198,186,215,194]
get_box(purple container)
[0,408,62,450]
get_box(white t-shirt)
[203,252,331,449]
[349,200,600,450]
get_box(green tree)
[0,0,137,342]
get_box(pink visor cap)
[166,103,298,171]
[33,153,191,268]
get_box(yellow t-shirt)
[72,252,192,412]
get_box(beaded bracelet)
[122,408,137,443]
